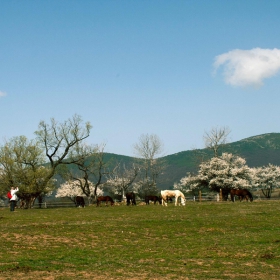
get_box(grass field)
[0,200,280,280]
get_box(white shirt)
[10,187,19,201]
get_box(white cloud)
[0,91,7,97]
[214,48,280,88]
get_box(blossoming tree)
[176,153,253,200]
[104,164,139,200]
[252,164,280,198]
[56,179,103,205]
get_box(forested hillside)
[103,133,280,189]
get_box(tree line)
[0,115,165,207]
[175,127,280,200]
[1,119,279,208]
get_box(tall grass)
[0,201,279,279]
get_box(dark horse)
[230,189,253,202]
[96,196,114,206]
[165,196,173,203]
[75,196,86,207]
[126,192,136,206]
[144,195,162,205]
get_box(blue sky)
[1,0,280,157]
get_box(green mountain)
[104,133,280,189]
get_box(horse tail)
[132,193,136,205]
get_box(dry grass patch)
[0,201,280,279]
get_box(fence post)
[199,190,202,202]
[219,189,222,201]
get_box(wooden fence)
[1,193,279,209]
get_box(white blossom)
[251,164,280,198]
[176,153,253,193]
[56,179,103,199]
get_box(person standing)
[10,187,19,212]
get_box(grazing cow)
[75,196,85,208]
[126,192,136,206]
[144,195,162,205]
[161,190,186,206]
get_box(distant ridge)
[104,133,280,189]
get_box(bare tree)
[105,163,139,199]
[65,143,109,203]
[203,126,231,157]
[134,134,165,194]
[35,114,92,186]
[134,134,164,161]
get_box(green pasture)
[0,200,280,280]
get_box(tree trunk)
[262,187,272,198]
